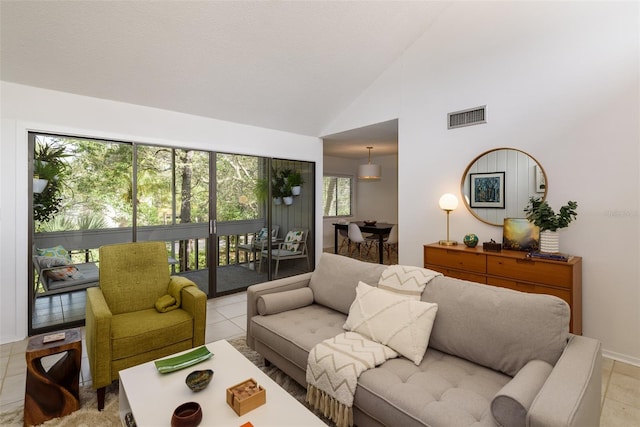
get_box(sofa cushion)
[491,359,553,427]
[355,347,511,427]
[257,287,314,315]
[344,282,438,365]
[309,253,387,315]
[423,276,570,376]
[378,265,442,299]
[251,304,347,371]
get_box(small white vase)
[283,196,294,205]
[539,230,560,253]
[291,185,301,196]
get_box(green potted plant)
[524,197,578,253]
[288,170,304,196]
[33,142,70,224]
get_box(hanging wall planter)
[283,196,294,205]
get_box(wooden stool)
[23,328,82,426]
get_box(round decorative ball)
[463,234,479,248]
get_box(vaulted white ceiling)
[1,1,447,139]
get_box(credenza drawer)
[425,264,486,284]
[424,247,486,273]
[487,277,571,306]
[486,256,573,289]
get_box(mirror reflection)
[461,148,547,226]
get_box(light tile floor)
[2,291,640,427]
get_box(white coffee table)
[119,339,325,426]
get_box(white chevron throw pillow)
[378,265,442,300]
[344,282,438,365]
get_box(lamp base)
[439,240,458,246]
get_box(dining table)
[333,221,394,264]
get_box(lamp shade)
[358,163,382,180]
[439,193,459,211]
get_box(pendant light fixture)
[358,146,382,180]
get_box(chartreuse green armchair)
[85,241,206,410]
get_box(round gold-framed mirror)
[460,148,548,226]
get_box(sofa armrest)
[85,287,113,389]
[528,334,602,427]
[246,272,313,348]
[179,284,207,346]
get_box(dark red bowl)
[171,401,202,427]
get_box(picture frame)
[503,218,539,251]
[470,172,505,208]
[535,164,546,193]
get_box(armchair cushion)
[111,308,195,360]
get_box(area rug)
[0,337,330,426]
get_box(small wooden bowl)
[363,220,377,226]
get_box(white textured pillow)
[378,265,442,299]
[344,282,438,365]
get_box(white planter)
[283,196,294,205]
[539,230,560,253]
[273,197,282,205]
[33,178,48,193]
[291,185,301,196]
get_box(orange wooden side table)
[23,328,82,426]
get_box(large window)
[322,175,352,217]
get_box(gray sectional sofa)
[246,253,602,427]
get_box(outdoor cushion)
[36,255,69,268]
[283,230,304,251]
[45,265,84,281]
[37,245,71,262]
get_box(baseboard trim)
[602,348,640,367]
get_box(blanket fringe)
[306,384,353,427]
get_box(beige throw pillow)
[378,265,442,299]
[344,282,438,365]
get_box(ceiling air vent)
[448,106,486,129]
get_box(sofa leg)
[97,387,105,411]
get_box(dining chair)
[347,223,373,260]
[383,225,398,260]
[337,228,351,255]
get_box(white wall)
[323,2,640,364]
[0,82,323,344]
[322,154,398,249]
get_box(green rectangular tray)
[154,346,213,374]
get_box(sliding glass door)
[29,131,315,334]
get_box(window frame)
[322,174,354,218]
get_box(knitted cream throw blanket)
[305,332,398,427]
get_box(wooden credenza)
[423,243,582,334]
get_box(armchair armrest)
[85,287,113,389]
[246,272,313,349]
[528,334,602,427]
[175,278,207,346]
